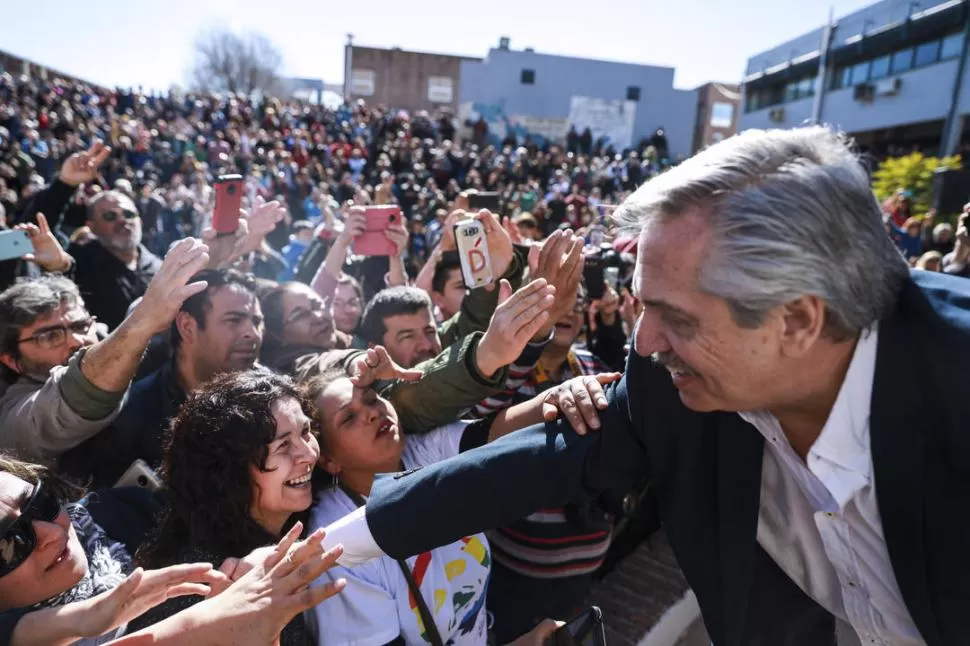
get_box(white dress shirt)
[741,325,925,646]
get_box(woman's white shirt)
[309,421,491,646]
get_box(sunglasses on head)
[100,209,139,222]
[0,481,62,579]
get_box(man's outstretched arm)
[324,371,649,564]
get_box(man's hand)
[58,140,111,187]
[473,209,515,289]
[127,238,210,336]
[384,215,410,257]
[476,278,556,378]
[439,210,462,251]
[502,215,525,245]
[540,373,622,434]
[77,563,226,639]
[528,230,584,341]
[16,212,72,272]
[337,207,367,249]
[202,218,249,270]
[350,346,423,388]
[239,197,286,257]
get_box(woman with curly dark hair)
[130,369,323,645]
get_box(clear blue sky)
[4,0,876,92]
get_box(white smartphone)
[114,459,163,493]
[0,230,34,262]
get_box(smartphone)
[454,218,494,289]
[212,174,244,235]
[0,230,34,262]
[604,266,620,291]
[467,191,501,213]
[550,606,607,646]
[584,253,606,300]
[114,459,163,493]
[354,205,401,256]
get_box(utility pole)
[344,33,354,104]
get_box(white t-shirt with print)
[309,421,491,646]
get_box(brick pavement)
[584,530,692,646]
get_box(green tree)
[871,152,962,218]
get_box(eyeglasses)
[100,209,139,222]
[0,481,62,579]
[18,318,97,349]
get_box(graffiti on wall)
[567,97,638,151]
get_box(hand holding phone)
[0,229,34,263]
[549,607,607,646]
[354,206,401,256]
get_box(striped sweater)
[474,345,615,578]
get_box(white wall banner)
[568,96,638,150]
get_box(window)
[851,61,871,85]
[427,76,453,103]
[784,80,800,102]
[914,40,940,67]
[710,102,734,128]
[941,33,965,60]
[626,86,641,101]
[521,69,535,85]
[350,69,375,96]
[831,66,852,90]
[799,76,816,98]
[869,55,891,81]
[745,91,760,113]
[892,48,913,74]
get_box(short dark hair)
[138,369,308,568]
[358,286,433,345]
[0,276,83,360]
[431,256,462,295]
[170,269,257,349]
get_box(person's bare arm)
[78,238,210,392]
[312,207,365,295]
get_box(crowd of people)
[0,62,968,646]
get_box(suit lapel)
[870,284,942,645]
[716,413,765,646]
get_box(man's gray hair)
[86,189,134,220]
[614,126,909,341]
[0,275,83,358]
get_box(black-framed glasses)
[0,481,62,579]
[100,209,139,222]
[17,318,97,349]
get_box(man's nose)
[634,309,668,357]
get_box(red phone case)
[212,175,244,234]
[354,206,400,256]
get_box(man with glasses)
[0,238,210,469]
[69,189,163,330]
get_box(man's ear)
[779,296,826,357]
[0,353,19,374]
[175,311,197,346]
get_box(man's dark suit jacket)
[364,270,970,646]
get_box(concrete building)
[691,82,741,153]
[457,38,697,157]
[739,0,970,157]
[343,39,477,115]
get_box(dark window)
[869,55,891,80]
[626,86,641,101]
[941,33,965,60]
[521,69,535,85]
[914,40,940,67]
[799,76,816,98]
[851,61,871,85]
[891,48,913,74]
[785,80,800,102]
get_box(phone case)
[354,207,400,256]
[0,230,34,262]
[212,175,244,234]
[114,460,163,492]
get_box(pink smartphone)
[354,206,401,256]
[212,174,243,235]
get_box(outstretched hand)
[476,278,556,378]
[540,373,622,435]
[16,212,72,272]
[128,237,210,335]
[350,346,423,388]
[59,140,111,187]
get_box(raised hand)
[77,562,225,639]
[540,373,622,434]
[202,218,249,270]
[529,230,584,341]
[476,278,556,378]
[239,196,286,257]
[350,346,423,388]
[473,209,515,289]
[16,212,72,272]
[128,237,210,335]
[336,207,368,249]
[502,215,524,245]
[58,140,111,187]
[383,214,410,258]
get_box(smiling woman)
[132,369,322,646]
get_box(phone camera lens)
[137,475,148,486]
[389,214,396,222]
[227,184,237,195]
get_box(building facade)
[739,0,970,157]
[692,82,741,153]
[457,39,697,157]
[344,43,476,115]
